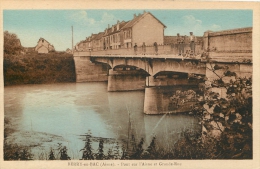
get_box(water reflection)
[4,82,200,159]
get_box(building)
[66,48,72,54]
[35,38,55,53]
[120,11,166,48]
[75,11,166,51]
[92,32,104,51]
[102,21,128,50]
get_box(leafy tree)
[4,31,23,55]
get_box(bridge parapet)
[203,27,252,63]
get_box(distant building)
[66,48,72,54]
[35,38,55,53]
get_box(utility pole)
[72,26,74,54]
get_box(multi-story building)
[75,11,166,51]
[121,11,166,48]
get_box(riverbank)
[3,52,76,86]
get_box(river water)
[4,82,200,159]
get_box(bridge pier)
[107,68,148,91]
[144,76,203,114]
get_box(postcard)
[1,1,259,169]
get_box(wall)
[132,13,164,46]
[38,46,48,54]
[207,27,252,52]
[74,56,109,82]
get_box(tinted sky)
[4,10,252,51]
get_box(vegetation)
[3,53,76,86]
[3,30,76,86]
[4,31,23,55]
[175,61,253,159]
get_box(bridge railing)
[86,43,203,57]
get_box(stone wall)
[204,27,252,52]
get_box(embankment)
[3,52,76,86]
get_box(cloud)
[101,12,117,23]
[69,11,117,26]
[209,24,222,31]
[182,15,202,27]
[70,10,96,25]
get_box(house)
[75,11,166,51]
[102,21,128,50]
[120,11,166,48]
[92,32,104,51]
[35,38,55,53]
[66,48,72,54]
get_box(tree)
[4,31,23,55]
[131,138,144,159]
[57,143,71,160]
[96,139,105,160]
[48,148,56,160]
[81,130,94,160]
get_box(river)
[4,82,200,159]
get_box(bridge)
[73,27,252,114]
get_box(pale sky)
[3,10,252,51]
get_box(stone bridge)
[73,27,252,114]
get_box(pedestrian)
[142,42,146,55]
[177,33,184,56]
[154,42,158,55]
[189,32,196,55]
[134,43,137,55]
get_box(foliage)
[48,148,56,160]
[4,31,23,55]
[81,130,94,160]
[130,138,144,159]
[4,141,33,160]
[176,62,253,159]
[57,143,71,160]
[4,53,76,86]
[96,139,105,160]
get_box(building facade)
[75,11,166,51]
[35,38,55,53]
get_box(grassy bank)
[3,52,76,86]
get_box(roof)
[103,21,129,36]
[38,37,52,45]
[121,12,166,30]
[93,32,104,40]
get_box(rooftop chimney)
[108,24,110,28]
[143,10,146,14]
[134,14,136,18]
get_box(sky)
[3,10,252,51]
